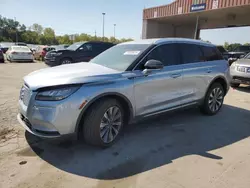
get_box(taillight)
[11,51,18,54]
[41,50,46,56]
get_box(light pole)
[14,17,18,43]
[114,24,116,39]
[102,13,106,41]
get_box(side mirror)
[144,59,164,70]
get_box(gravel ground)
[1,62,250,188]
[0,62,47,141]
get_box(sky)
[0,0,250,45]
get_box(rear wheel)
[230,83,240,88]
[39,56,44,61]
[61,58,72,64]
[200,83,225,115]
[82,99,124,147]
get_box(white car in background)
[6,46,34,62]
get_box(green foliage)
[224,43,241,51]
[0,15,133,45]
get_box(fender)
[74,92,134,133]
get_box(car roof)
[119,38,215,47]
[11,45,29,48]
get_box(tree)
[43,28,56,45]
[224,42,229,50]
[31,23,43,35]
[0,15,134,45]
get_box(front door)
[133,43,184,116]
[76,43,93,62]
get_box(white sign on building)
[154,11,158,18]
[178,7,183,14]
[212,0,219,9]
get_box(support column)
[194,16,200,39]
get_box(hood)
[24,63,121,90]
[234,59,250,66]
[49,49,72,54]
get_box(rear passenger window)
[202,46,223,61]
[179,43,204,64]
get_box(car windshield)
[67,42,84,51]
[234,46,250,52]
[91,44,151,71]
[243,53,250,59]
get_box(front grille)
[45,51,52,58]
[20,85,31,106]
[233,76,250,82]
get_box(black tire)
[60,58,72,65]
[230,83,240,88]
[82,98,124,147]
[200,83,225,116]
[39,56,44,61]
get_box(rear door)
[200,46,225,96]
[179,43,207,104]
[91,43,110,57]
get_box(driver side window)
[136,43,179,70]
[79,44,93,51]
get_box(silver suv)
[18,38,230,147]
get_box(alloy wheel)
[208,87,223,113]
[62,59,72,64]
[100,106,122,144]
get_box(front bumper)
[17,87,85,138]
[44,57,60,66]
[230,66,250,85]
[17,113,60,138]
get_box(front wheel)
[200,83,225,115]
[61,58,72,65]
[82,99,124,147]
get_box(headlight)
[36,85,81,101]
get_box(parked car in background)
[34,46,55,61]
[0,43,13,53]
[15,42,27,46]
[230,52,250,87]
[44,41,114,66]
[217,45,229,60]
[228,45,250,65]
[6,46,33,62]
[18,38,230,147]
[0,49,4,63]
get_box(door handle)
[171,73,181,78]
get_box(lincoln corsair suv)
[18,38,230,147]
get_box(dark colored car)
[228,45,250,65]
[0,49,4,63]
[44,41,114,66]
[217,45,229,60]
[0,43,11,54]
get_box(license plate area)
[236,66,250,73]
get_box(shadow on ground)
[24,104,250,180]
[235,85,250,93]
